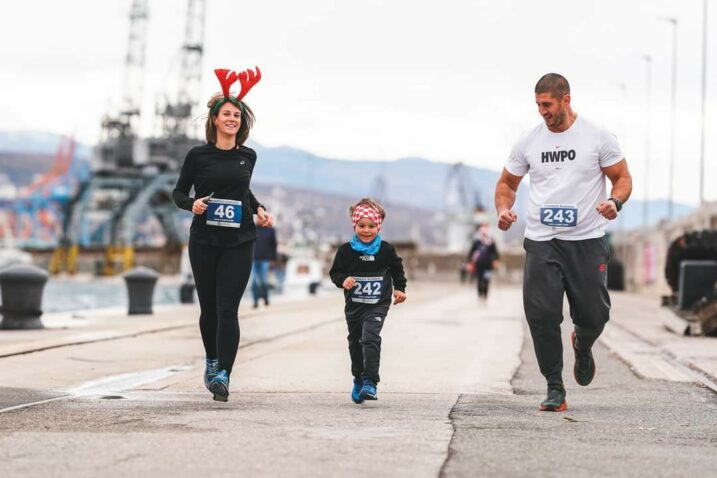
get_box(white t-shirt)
[505,116,624,241]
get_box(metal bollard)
[0,264,49,329]
[678,260,717,310]
[124,266,159,315]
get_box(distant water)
[4,276,310,315]
[40,279,181,313]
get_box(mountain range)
[0,131,694,232]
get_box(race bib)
[206,198,242,228]
[351,276,384,304]
[539,205,577,228]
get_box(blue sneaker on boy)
[351,379,364,404]
[204,358,218,390]
[209,369,230,402]
[359,379,377,401]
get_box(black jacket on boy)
[329,240,407,318]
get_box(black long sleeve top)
[329,241,407,317]
[172,143,263,247]
[467,240,499,269]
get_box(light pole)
[616,82,627,234]
[699,0,709,205]
[642,54,653,228]
[661,17,678,220]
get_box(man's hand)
[256,207,273,227]
[596,201,618,220]
[342,277,356,290]
[192,196,210,215]
[393,290,406,305]
[497,209,518,231]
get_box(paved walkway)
[442,321,717,478]
[0,282,716,477]
[0,283,523,477]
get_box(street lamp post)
[662,18,678,220]
[642,54,653,228]
[700,0,709,205]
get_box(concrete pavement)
[1,281,716,477]
[603,291,717,386]
[0,282,523,477]
[442,322,717,478]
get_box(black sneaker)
[540,385,567,412]
[571,331,596,386]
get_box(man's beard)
[552,108,566,127]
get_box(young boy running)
[329,198,407,403]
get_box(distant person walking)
[495,73,632,411]
[466,223,499,300]
[329,198,407,404]
[173,67,273,402]
[252,224,278,308]
[273,250,289,293]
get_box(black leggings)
[188,240,254,375]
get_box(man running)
[495,73,633,411]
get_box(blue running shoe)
[209,369,230,402]
[204,358,219,390]
[359,379,377,401]
[351,379,364,404]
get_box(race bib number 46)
[540,205,577,227]
[206,198,242,228]
[351,276,384,304]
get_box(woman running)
[173,67,272,401]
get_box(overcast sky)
[1,0,714,205]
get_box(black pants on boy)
[346,311,387,384]
[523,237,611,385]
[476,266,491,298]
[189,239,254,376]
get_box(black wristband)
[608,197,623,212]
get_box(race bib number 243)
[539,206,577,227]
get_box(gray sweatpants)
[523,237,611,385]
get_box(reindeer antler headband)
[211,66,262,115]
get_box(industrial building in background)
[51,0,206,275]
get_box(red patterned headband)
[212,66,261,114]
[352,205,383,232]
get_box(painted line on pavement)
[0,295,344,360]
[0,316,342,414]
[0,395,73,414]
[0,324,195,359]
[0,364,194,414]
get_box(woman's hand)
[192,196,211,215]
[393,290,407,305]
[342,277,356,290]
[256,207,273,227]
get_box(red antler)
[237,66,262,100]
[214,68,239,97]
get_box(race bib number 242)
[351,276,383,304]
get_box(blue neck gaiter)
[350,234,382,255]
